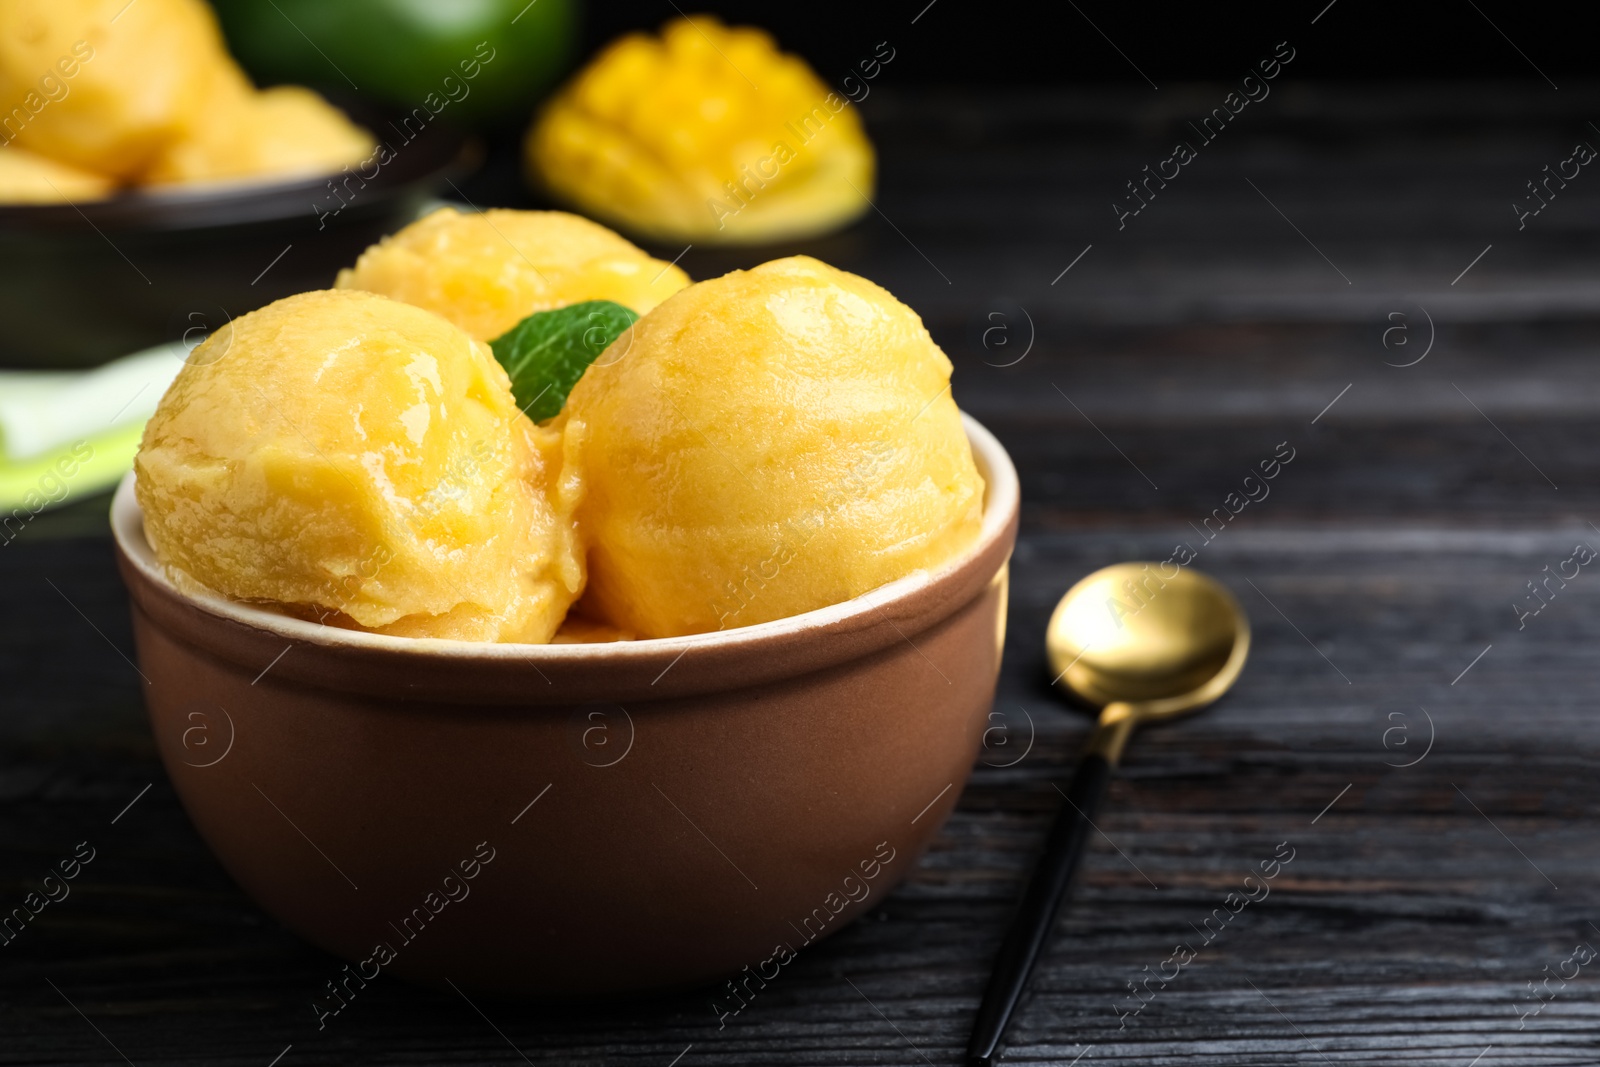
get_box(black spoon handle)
[965,752,1114,1067]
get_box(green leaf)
[489,300,638,422]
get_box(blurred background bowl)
[0,99,473,370]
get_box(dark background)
[580,1,1567,86]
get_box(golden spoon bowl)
[1046,562,1250,756]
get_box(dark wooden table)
[7,78,1600,1065]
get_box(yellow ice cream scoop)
[562,255,984,638]
[135,289,584,644]
[336,207,692,342]
[526,16,875,245]
[0,0,233,180]
[0,144,113,202]
[144,75,375,186]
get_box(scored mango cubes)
[526,16,875,245]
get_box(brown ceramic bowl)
[111,415,1018,997]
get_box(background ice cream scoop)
[0,145,114,203]
[563,255,985,638]
[135,289,584,643]
[335,207,691,342]
[0,0,374,197]
[142,76,374,185]
[0,0,228,180]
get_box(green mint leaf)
[489,300,638,423]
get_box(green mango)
[208,0,576,128]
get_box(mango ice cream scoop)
[562,255,984,638]
[335,207,691,342]
[135,289,584,643]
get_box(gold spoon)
[966,562,1251,1066]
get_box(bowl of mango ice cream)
[0,0,374,197]
[0,0,467,366]
[111,221,1018,995]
